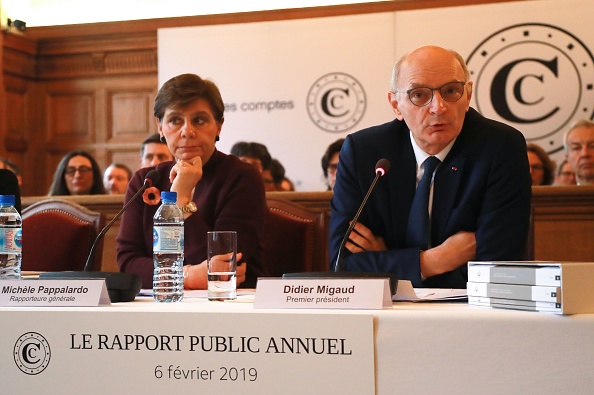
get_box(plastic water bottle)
[0,195,22,279]
[153,191,184,302]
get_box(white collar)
[409,131,456,167]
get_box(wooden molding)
[23,0,532,39]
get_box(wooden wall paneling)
[0,31,4,154]
[34,74,157,192]
[534,218,594,261]
[107,85,158,173]
[110,90,155,139]
[46,90,95,144]
[531,186,594,261]
[22,0,533,41]
[105,80,158,174]
[3,75,28,155]
[2,32,36,193]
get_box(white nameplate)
[0,279,111,307]
[254,277,392,309]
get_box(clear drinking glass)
[207,231,237,301]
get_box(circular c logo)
[307,72,366,133]
[467,23,594,154]
[14,332,51,375]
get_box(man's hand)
[420,231,476,278]
[345,222,387,253]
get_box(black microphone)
[283,159,398,294]
[333,158,390,272]
[40,170,161,303]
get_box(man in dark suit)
[329,45,531,288]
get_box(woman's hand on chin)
[170,156,203,203]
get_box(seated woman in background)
[526,143,555,186]
[269,158,295,191]
[117,73,268,290]
[48,151,106,195]
[554,159,577,186]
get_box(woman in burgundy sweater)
[117,74,268,289]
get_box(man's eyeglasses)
[65,166,93,176]
[395,81,466,107]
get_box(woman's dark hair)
[48,151,106,196]
[321,138,345,178]
[527,143,555,185]
[154,74,224,124]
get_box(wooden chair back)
[264,197,328,276]
[21,198,105,272]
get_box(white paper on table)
[392,280,467,302]
[137,289,256,299]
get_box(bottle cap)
[160,191,177,203]
[0,195,15,205]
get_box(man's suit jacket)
[329,108,532,288]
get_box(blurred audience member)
[140,133,173,168]
[230,141,278,190]
[261,168,276,191]
[321,138,344,190]
[269,158,295,191]
[280,178,295,191]
[554,159,577,186]
[0,169,21,213]
[48,151,106,196]
[563,119,594,185]
[527,143,555,185]
[103,163,132,194]
[0,157,22,187]
[230,141,272,172]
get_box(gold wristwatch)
[180,201,197,214]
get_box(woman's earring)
[160,135,166,143]
[215,136,220,142]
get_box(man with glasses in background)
[563,119,594,186]
[330,45,531,288]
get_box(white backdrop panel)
[159,13,396,191]
[395,0,594,166]
[159,0,594,186]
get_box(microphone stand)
[333,169,383,272]
[40,170,160,303]
[283,159,398,295]
[82,179,151,272]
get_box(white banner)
[158,13,395,191]
[159,0,594,187]
[394,0,594,165]
[2,308,374,394]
